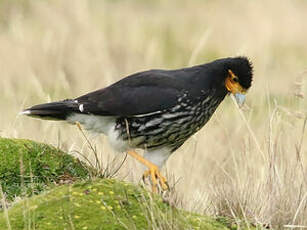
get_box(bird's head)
[218,56,253,105]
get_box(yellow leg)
[127,150,169,192]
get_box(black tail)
[21,99,78,120]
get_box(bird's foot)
[142,165,169,193]
[126,150,169,193]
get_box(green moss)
[0,138,89,202]
[0,138,257,229]
[0,179,231,230]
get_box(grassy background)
[0,0,306,228]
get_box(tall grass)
[0,0,306,228]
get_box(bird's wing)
[75,70,188,116]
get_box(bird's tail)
[20,99,78,120]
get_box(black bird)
[21,57,253,192]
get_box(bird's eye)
[233,77,239,83]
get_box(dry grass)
[0,0,307,228]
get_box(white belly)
[67,113,172,167]
[67,113,131,152]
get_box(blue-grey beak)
[234,93,246,106]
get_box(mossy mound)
[0,138,256,230]
[0,138,89,202]
[0,179,230,230]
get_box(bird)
[21,56,253,192]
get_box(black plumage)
[22,56,253,192]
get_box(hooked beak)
[225,71,247,106]
[234,93,246,106]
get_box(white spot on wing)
[79,104,84,112]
